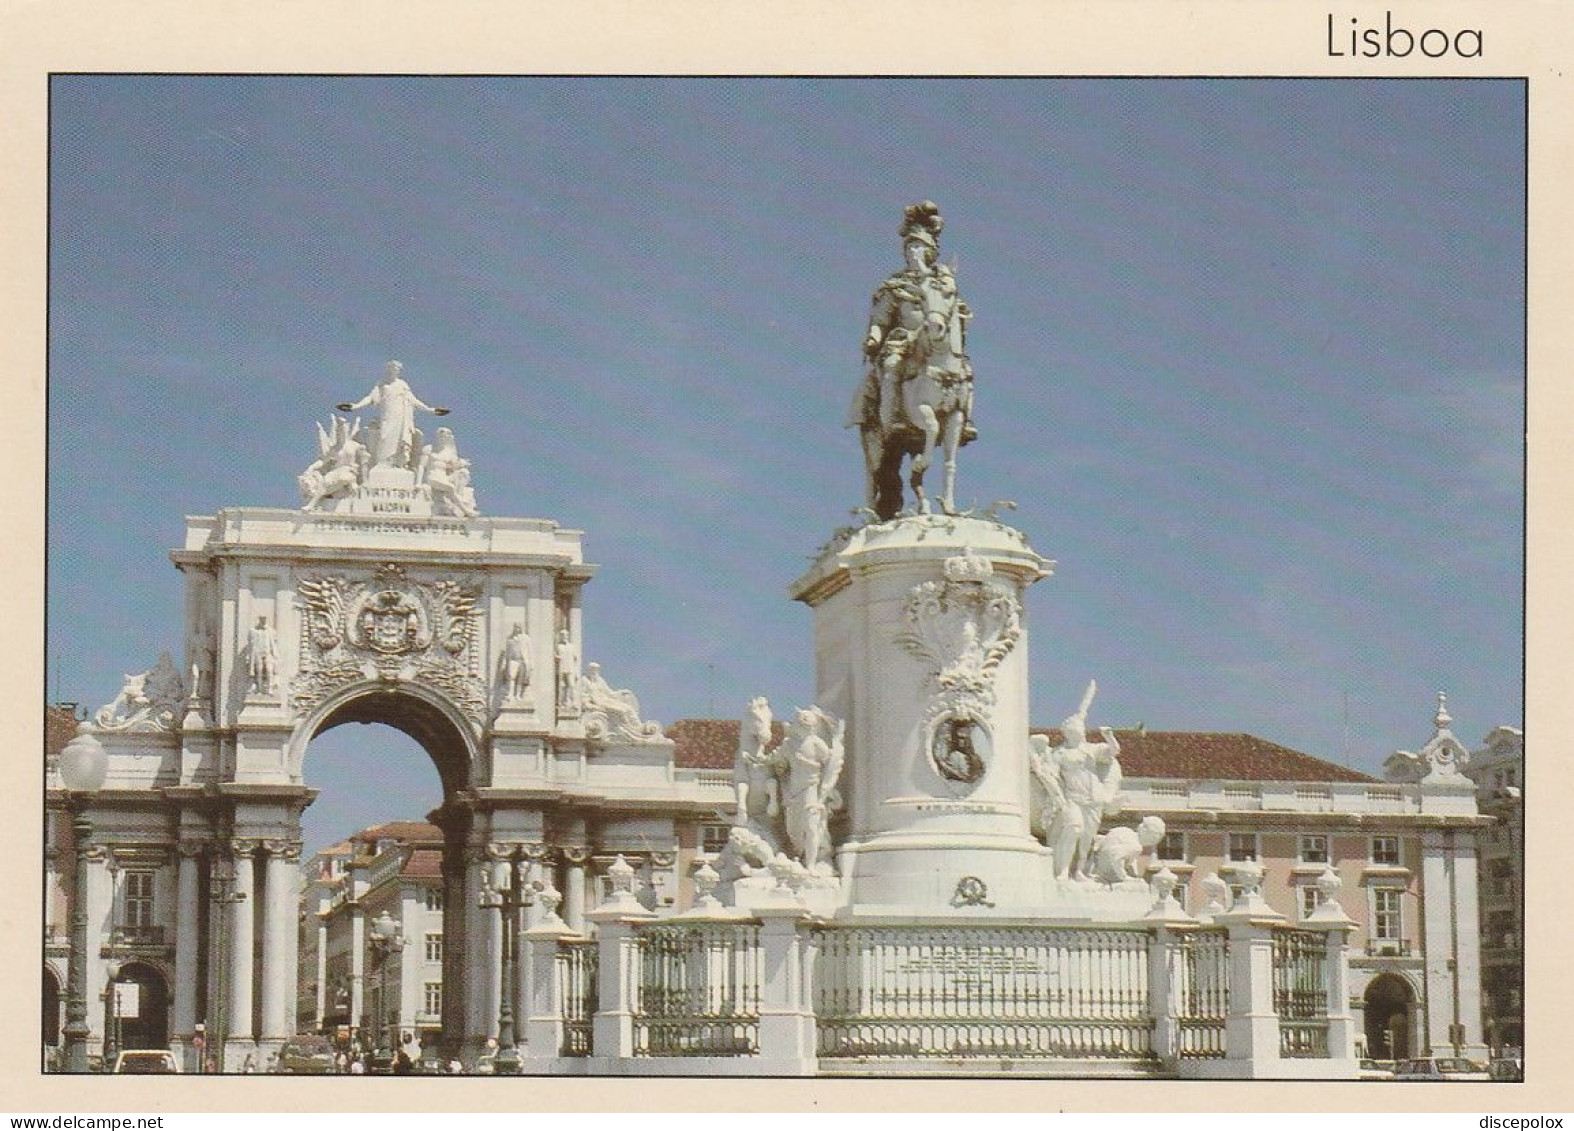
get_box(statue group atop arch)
[299,360,478,517]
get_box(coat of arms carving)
[294,563,483,720]
[896,547,1021,788]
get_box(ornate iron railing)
[812,924,1155,1060]
[1174,927,1229,1059]
[557,937,598,1057]
[632,922,761,1057]
[1272,928,1329,1058]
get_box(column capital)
[229,837,265,858]
[263,839,303,861]
[560,845,592,866]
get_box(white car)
[111,1050,180,1074]
[1394,1057,1490,1082]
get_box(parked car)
[363,1049,395,1075]
[277,1034,337,1074]
[1489,1057,1524,1082]
[111,1050,180,1074]
[1358,1058,1396,1080]
[1395,1057,1491,1081]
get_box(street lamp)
[367,911,406,1055]
[57,732,107,1073]
[204,854,247,1073]
[101,931,126,1068]
[478,853,532,1076]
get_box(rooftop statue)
[579,661,662,743]
[299,360,480,516]
[298,415,368,510]
[849,201,977,520]
[416,427,479,518]
[337,360,450,472]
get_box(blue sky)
[46,78,1524,852]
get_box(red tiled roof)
[666,717,784,770]
[45,705,81,761]
[401,848,444,880]
[353,821,443,845]
[666,718,1376,784]
[1031,728,1377,783]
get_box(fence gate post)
[587,908,653,1064]
[1144,875,1195,1072]
[1214,863,1286,1076]
[522,921,577,1061]
[753,905,816,1072]
[1307,868,1360,1074]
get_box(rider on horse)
[849,201,977,520]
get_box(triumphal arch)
[54,361,717,1069]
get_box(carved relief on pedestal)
[895,547,1022,788]
[293,562,485,723]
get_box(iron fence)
[1174,927,1229,1060]
[632,921,762,1057]
[812,924,1155,1060]
[1272,928,1329,1058]
[557,937,597,1057]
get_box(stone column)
[348,902,365,1034]
[463,848,498,1062]
[259,841,301,1046]
[562,846,590,933]
[754,906,816,1071]
[226,841,258,1066]
[171,841,204,1069]
[313,910,329,1031]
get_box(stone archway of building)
[43,966,61,1049]
[111,962,170,1051]
[295,684,479,1060]
[1364,973,1416,1061]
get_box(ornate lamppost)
[367,911,406,1055]
[204,853,247,1073]
[478,851,533,1076]
[57,733,107,1073]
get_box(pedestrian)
[348,1056,365,1076]
[447,1059,463,1075]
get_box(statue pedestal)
[790,515,1056,914]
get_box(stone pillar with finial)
[586,856,655,1062]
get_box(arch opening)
[1364,972,1415,1062]
[291,687,478,1062]
[108,961,170,1052]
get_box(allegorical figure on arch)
[849,200,977,521]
